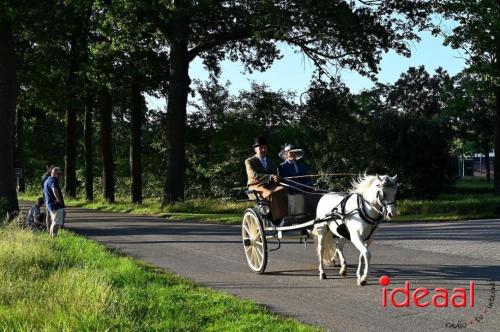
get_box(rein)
[283,173,357,179]
[278,179,331,195]
[279,178,397,224]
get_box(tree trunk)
[494,18,500,191]
[495,85,500,193]
[99,86,115,203]
[14,105,25,193]
[484,142,491,182]
[84,91,94,201]
[64,36,79,198]
[130,80,143,203]
[0,18,19,214]
[162,5,191,204]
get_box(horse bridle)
[376,184,398,219]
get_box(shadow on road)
[378,221,500,242]
[263,264,500,285]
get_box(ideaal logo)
[378,275,496,329]
[378,275,474,308]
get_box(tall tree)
[64,2,93,198]
[372,67,455,197]
[130,80,143,203]
[95,0,168,204]
[12,0,69,186]
[64,34,79,198]
[99,86,115,203]
[146,0,432,203]
[448,70,495,181]
[84,90,94,201]
[434,0,500,191]
[385,66,453,119]
[0,13,19,214]
[14,106,25,192]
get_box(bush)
[370,113,455,198]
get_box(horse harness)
[321,193,384,241]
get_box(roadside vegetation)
[397,177,499,222]
[19,177,499,224]
[18,192,250,224]
[0,222,318,331]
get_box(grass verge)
[18,194,250,224]
[397,177,500,222]
[0,223,319,331]
[19,177,500,223]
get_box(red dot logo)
[379,275,390,286]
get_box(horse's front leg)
[351,235,370,286]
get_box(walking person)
[41,164,54,230]
[43,167,66,237]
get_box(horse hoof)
[340,270,347,277]
[320,273,326,280]
[359,280,367,286]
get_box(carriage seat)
[281,193,321,226]
[287,193,307,217]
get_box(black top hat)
[252,136,268,148]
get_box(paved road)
[22,202,500,331]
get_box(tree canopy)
[2,0,500,217]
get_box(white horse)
[313,174,398,286]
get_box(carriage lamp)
[259,205,270,216]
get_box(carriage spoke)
[243,224,251,237]
[249,222,257,238]
[255,245,264,258]
[250,248,258,266]
[253,249,262,267]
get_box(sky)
[146,31,466,110]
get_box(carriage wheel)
[242,208,268,274]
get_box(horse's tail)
[312,225,337,266]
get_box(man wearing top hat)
[245,137,288,225]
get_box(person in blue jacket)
[278,144,313,192]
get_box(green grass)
[397,177,499,222]
[19,177,500,224]
[0,223,319,331]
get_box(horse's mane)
[349,174,378,194]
